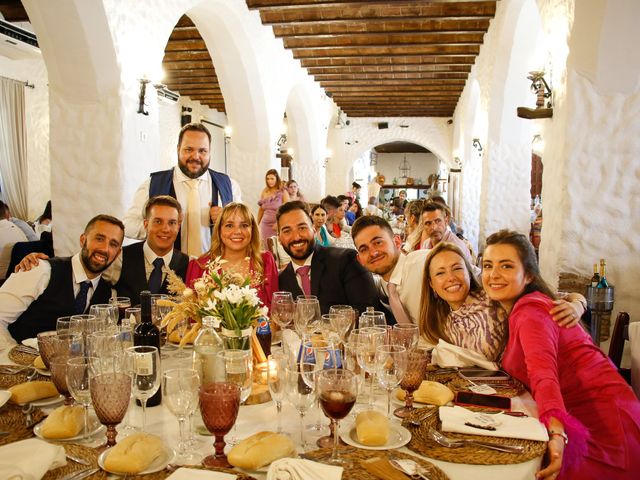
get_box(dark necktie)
[148,257,165,293]
[74,281,91,314]
[296,265,311,296]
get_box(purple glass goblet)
[37,331,57,370]
[199,382,240,468]
[90,370,131,450]
[394,347,429,418]
[49,354,73,405]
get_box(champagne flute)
[89,355,131,450]
[317,369,358,464]
[285,365,317,452]
[375,344,408,417]
[394,347,430,418]
[199,382,240,468]
[356,327,386,409]
[66,356,95,438]
[267,352,286,433]
[163,368,200,465]
[218,349,252,445]
[125,346,161,432]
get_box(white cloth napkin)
[431,339,498,370]
[267,458,342,480]
[629,321,640,400]
[21,338,38,350]
[0,438,66,479]
[439,405,549,442]
[166,468,236,479]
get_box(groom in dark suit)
[276,201,378,315]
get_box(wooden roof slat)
[300,55,477,66]
[292,44,480,58]
[314,72,469,80]
[307,64,472,74]
[319,78,467,86]
[162,51,214,62]
[283,32,485,48]
[325,84,464,92]
[164,39,208,52]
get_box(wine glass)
[151,294,170,356]
[356,327,386,409]
[320,314,342,344]
[124,307,141,326]
[375,344,408,417]
[87,329,123,358]
[359,310,387,329]
[218,349,252,445]
[163,368,200,465]
[271,294,295,333]
[49,354,74,405]
[89,355,131,450]
[328,305,355,342]
[66,356,95,438]
[285,365,317,452]
[110,296,131,324]
[125,346,161,432]
[391,324,419,350]
[56,316,73,334]
[342,342,366,416]
[52,331,84,359]
[267,352,286,433]
[89,304,119,327]
[394,347,430,418]
[36,331,57,369]
[294,297,321,338]
[199,382,240,468]
[317,369,358,464]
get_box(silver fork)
[22,403,34,427]
[429,429,524,453]
[389,458,431,480]
[66,453,91,466]
[408,408,437,427]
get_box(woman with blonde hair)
[403,199,424,252]
[185,202,278,311]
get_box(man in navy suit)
[276,201,378,315]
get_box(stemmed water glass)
[199,382,240,468]
[375,344,408,418]
[56,316,73,334]
[89,304,119,327]
[89,355,131,450]
[125,346,161,432]
[218,349,252,445]
[267,352,286,434]
[355,327,386,409]
[359,310,387,329]
[328,305,355,343]
[285,365,317,452]
[49,355,74,405]
[391,324,419,350]
[394,347,430,418]
[110,296,131,324]
[294,297,321,338]
[87,329,123,358]
[163,368,200,465]
[317,369,358,464]
[271,292,295,332]
[66,356,96,438]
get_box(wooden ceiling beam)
[283,32,485,48]
[169,27,203,41]
[164,39,208,52]
[163,61,216,71]
[327,84,463,92]
[320,79,466,86]
[163,51,213,62]
[248,0,487,8]
[272,18,491,36]
[258,2,497,24]
[175,15,195,28]
[314,72,469,81]
[307,64,472,74]
[165,80,218,88]
[300,55,476,66]
[293,45,480,58]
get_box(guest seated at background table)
[420,201,473,264]
[419,242,586,362]
[276,201,378,315]
[185,202,278,312]
[402,199,424,253]
[346,199,362,226]
[0,201,28,282]
[34,200,52,238]
[482,229,640,479]
[310,204,333,247]
[0,200,37,242]
[0,215,122,346]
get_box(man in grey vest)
[123,123,241,257]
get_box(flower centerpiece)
[160,256,267,350]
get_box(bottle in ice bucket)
[192,316,224,385]
[256,316,272,356]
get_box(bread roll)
[396,380,453,406]
[104,433,165,474]
[40,405,84,439]
[355,410,389,446]
[9,381,59,404]
[228,431,295,470]
[33,355,46,370]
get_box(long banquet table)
[1,345,543,480]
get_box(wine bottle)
[134,290,162,406]
[597,259,609,289]
[590,263,600,288]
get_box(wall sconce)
[277,133,287,148]
[323,148,332,168]
[137,78,151,115]
[472,138,483,152]
[517,71,553,119]
[224,126,232,144]
[454,157,462,167]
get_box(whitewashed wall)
[375,152,439,187]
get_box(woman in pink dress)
[258,169,289,243]
[185,202,278,312]
[482,229,640,480]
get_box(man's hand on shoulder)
[15,253,49,273]
[209,202,223,225]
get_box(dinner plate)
[21,338,38,350]
[98,445,175,475]
[34,416,104,441]
[0,390,11,408]
[340,420,411,450]
[19,394,65,407]
[35,368,51,377]
[391,388,430,408]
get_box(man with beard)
[0,215,123,346]
[124,123,241,257]
[276,201,378,315]
[420,201,472,263]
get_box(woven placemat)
[303,448,450,480]
[122,464,257,480]
[8,346,38,366]
[0,402,46,446]
[424,367,459,384]
[43,443,107,480]
[0,365,50,389]
[446,377,525,398]
[402,408,546,465]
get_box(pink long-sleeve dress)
[184,251,279,312]
[501,292,640,479]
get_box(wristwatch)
[548,430,569,445]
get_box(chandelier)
[398,154,411,178]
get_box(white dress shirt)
[0,219,28,280]
[0,254,103,349]
[123,166,242,255]
[104,241,174,285]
